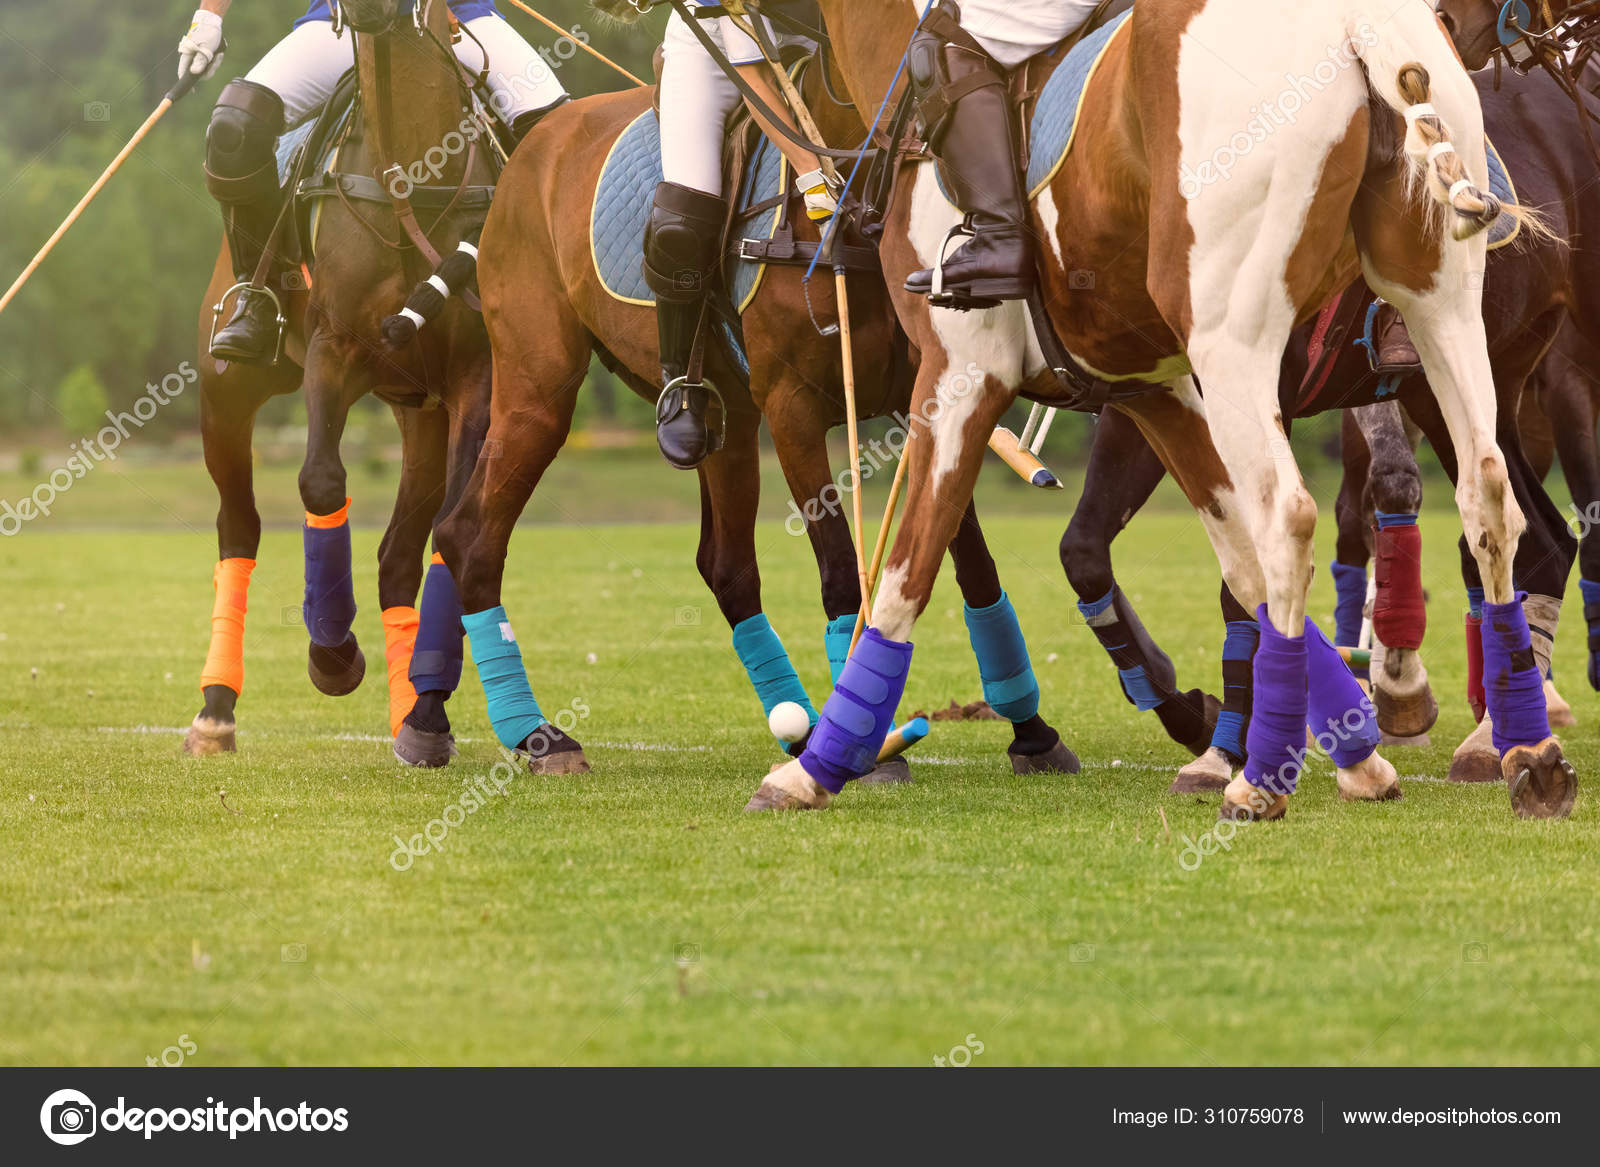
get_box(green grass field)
[3,473,1598,1065]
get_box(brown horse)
[184,0,495,760]
[709,0,1574,820]
[425,57,1079,777]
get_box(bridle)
[327,0,429,39]
[1487,0,1600,158]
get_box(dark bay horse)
[185,0,494,760]
[422,64,1079,778]
[1061,60,1593,810]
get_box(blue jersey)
[295,1,502,29]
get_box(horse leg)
[184,351,296,755]
[1060,403,1219,767]
[1364,261,1574,816]
[298,341,369,697]
[433,348,590,775]
[951,501,1080,775]
[378,405,452,766]
[1353,402,1437,741]
[1331,409,1374,662]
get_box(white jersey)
[931,0,1105,68]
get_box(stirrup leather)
[209,281,288,366]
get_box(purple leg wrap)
[303,519,356,648]
[1243,606,1309,796]
[1304,619,1380,768]
[799,628,913,794]
[410,560,464,693]
[1483,594,1551,754]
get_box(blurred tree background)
[0,0,664,439]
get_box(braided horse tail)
[1352,5,1546,244]
[381,224,483,350]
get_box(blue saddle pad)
[591,110,787,311]
[1026,10,1133,198]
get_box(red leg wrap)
[1373,522,1426,650]
[1464,612,1486,724]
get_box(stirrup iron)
[210,281,288,367]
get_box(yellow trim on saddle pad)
[1028,16,1133,202]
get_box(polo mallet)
[501,0,648,87]
[0,71,202,321]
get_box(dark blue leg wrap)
[303,515,356,648]
[463,606,548,750]
[1211,619,1258,762]
[1581,579,1600,690]
[1466,586,1485,620]
[410,560,464,694]
[825,614,857,686]
[800,628,912,794]
[732,614,819,742]
[1077,587,1174,712]
[1243,607,1308,796]
[1330,559,1367,667]
[963,592,1040,723]
[1304,619,1380,768]
[1483,594,1551,755]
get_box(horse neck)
[353,17,469,182]
[814,0,919,124]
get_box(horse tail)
[381,225,483,350]
[1352,6,1504,242]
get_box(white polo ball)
[767,701,811,744]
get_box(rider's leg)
[455,14,570,141]
[646,11,745,470]
[208,20,351,363]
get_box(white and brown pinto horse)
[598,0,1568,817]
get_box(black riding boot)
[903,5,1034,309]
[205,79,289,365]
[644,182,728,470]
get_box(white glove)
[178,10,225,81]
[796,167,842,224]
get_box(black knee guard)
[907,1,1004,149]
[205,79,286,208]
[642,181,727,306]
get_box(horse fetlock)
[1336,751,1402,802]
[183,713,237,757]
[745,758,832,812]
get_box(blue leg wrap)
[1243,608,1308,796]
[825,613,857,686]
[410,561,464,693]
[1304,619,1380,768]
[963,592,1041,723]
[1211,619,1258,761]
[303,516,356,647]
[1466,586,1485,620]
[1483,594,1551,755]
[1077,587,1174,713]
[1330,560,1367,651]
[462,606,548,750]
[732,614,819,742]
[1580,579,1600,690]
[1375,510,1418,529]
[800,628,912,794]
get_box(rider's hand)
[796,167,842,224]
[178,9,225,81]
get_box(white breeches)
[246,15,568,127]
[658,8,774,197]
[921,0,1104,68]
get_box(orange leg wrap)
[200,558,255,696]
[383,605,421,737]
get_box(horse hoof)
[1504,737,1577,819]
[308,636,366,697]
[393,724,456,769]
[518,726,590,775]
[1337,751,1402,802]
[859,756,913,785]
[1543,680,1578,729]
[182,714,236,756]
[1374,681,1440,738]
[1171,747,1231,793]
[1010,738,1081,775]
[744,759,832,812]
[1218,775,1287,822]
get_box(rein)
[1493,0,1600,160]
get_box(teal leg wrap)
[825,613,858,686]
[463,606,548,749]
[964,592,1041,723]
[732,614,819,743]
